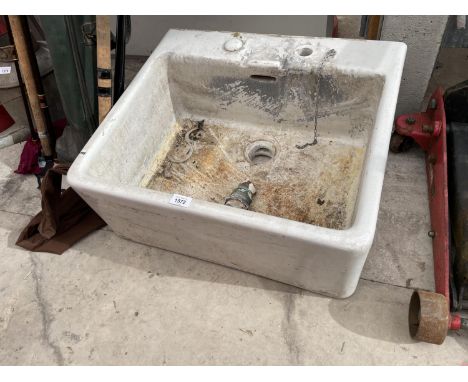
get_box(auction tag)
[169,194,192,208]
[0,67,11,74]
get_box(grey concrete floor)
[0,56,467,365]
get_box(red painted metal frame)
[395,87,461,331]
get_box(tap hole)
[250,74,277,82]
[297,46,313,57]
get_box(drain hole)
[297,46,313,56]
[249,148,273,164]
[245,141,277,165]
[250,74,277,82]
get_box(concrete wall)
[111,15,329,56]
[336,15,362,39]
[380,16,448,115]
[336,16,448,115]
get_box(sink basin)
[68,30,406,298]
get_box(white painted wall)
[111,15,329,56]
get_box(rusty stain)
[145,120,365,230]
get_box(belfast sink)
[68,30,406,298]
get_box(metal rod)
[113,15,130,104]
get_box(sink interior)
[143,119,365,229]
[137,54,384,229]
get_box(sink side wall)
[85,56,176,186]
[167,55,384,147]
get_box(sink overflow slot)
[250,74,277,82]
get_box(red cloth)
[0,104,15,133]
[15,118,68,175]
[15,137,42,175]
[52,118,67,138]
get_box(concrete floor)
[0,56,467,365]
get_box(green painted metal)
[40,16,98,159]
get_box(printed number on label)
[169,194,192,208]
[0,67,11,74]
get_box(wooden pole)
[366,16,383,40]
[8,15,53,157]
[4,16,37,140]
[96,16,112,124]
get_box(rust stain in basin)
[145,120,365,230]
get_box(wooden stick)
[4,16,37,140]
[96,16,112,124]
[366,16,383,40]
[8,15,53,157]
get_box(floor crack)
[0,207,35,218]
[281,293,301,365]
[359,276,421,291]
[30,253,64,365]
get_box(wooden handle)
[366,16,383,40]
[96,15,112,124]
[8,15,52,156]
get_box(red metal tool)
[392,87,463,344]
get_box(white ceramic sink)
[68,30,406,298]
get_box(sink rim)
[68,29,407,256]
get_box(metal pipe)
[113,15,129,104]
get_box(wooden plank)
[96,15,112,124]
